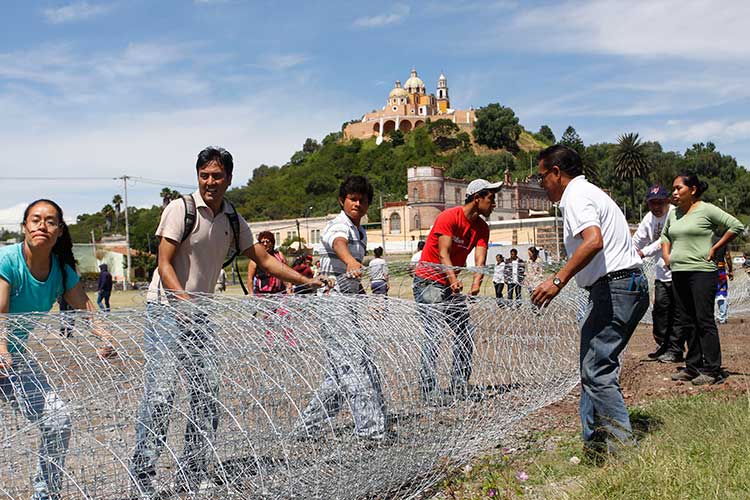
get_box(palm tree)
[614,133,649,217]
[112,194,123,228]
[160,188,173,208]
[101,204,115,232]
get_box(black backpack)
[181,195,248,295]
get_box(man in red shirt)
[414,178,499,404]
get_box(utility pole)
[119,175,132,291]
[379,193,386,252]
[295,219,301,250]
[554,203,560,262]
[90,230,97,264]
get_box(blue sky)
[2,0,750,228]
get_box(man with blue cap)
[632,185,683,362]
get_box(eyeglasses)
[25,218,61,229]
[536,169,555,186]
[259,239,272,245]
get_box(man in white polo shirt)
[130,147,321,497]
[531,145,648,459]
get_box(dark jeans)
[413,277,475,395]
[493,282,504,299]
[506,283,521,301]
[97,290,111,311]
[652,280,684,354]
[580,271,649,452]
[672,271,721,377]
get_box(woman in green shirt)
[661,173,743,385]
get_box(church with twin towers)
[344,68,476,141]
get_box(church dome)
[389,80,409,98]
[404,68,424,92]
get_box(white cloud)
[511,0,750,61]
[648,119,750,144]
[353,4,410,28]
[257,53,307,71]
[0,203,26,232]
[42,2,113,24]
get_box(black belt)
[585,268,642,291]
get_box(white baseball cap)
[466,178,502,196]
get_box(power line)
[0,175,194,190]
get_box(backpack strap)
[222,201,248,295]
[181,195,197,243]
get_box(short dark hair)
[538,144,583,178]
[196,146,234,177]
[338,175,373,204]
[374,247,383,258]
[417,240,426,250]
[257,230,275,247]
[510,248,518,255]
[676,171,708,198]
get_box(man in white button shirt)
[532,145,648,460]
[632,185,683,363]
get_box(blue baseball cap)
[646,185,669,201]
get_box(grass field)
[439,392,750,499]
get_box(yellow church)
[344,68,476,142]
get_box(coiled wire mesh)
[0,261,604,498]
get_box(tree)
[537,125,555,144]
[614,132,649,217]
[302,138,321,154]
[472,103,522,150]
[389,129,405,146]
[559,126,585,155]
[160,188,181,207]
[112,194,123,228]
[101,204,115,232]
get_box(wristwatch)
[552,276,563,288]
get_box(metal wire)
[0,261,603,499]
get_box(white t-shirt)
[368,257,389,282]
[410,251,422,264]
[492,262,505,283]
[147,191,254,302]
[632,206,674,282]
[559,176,642,288]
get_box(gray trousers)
[413,277,476,395]
[130,304,219,492]
[1,355,71,500]
[296,277,386,439]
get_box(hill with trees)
[67,102,750,260]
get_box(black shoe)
[671,370,697,382]
[648,346,668,359]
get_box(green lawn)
[440,393,750,499]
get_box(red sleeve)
[432,208,456,238]
[476,223,490,248]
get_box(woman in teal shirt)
[0,199,115,500]
[661,173,743,386]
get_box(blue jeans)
[1,355,72,500]
[579,272,648,451]
[413,277,475,395]
[717,296,728,323]
[96,290,111,311]
[130,304,219,494]
[296,280,386,439]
